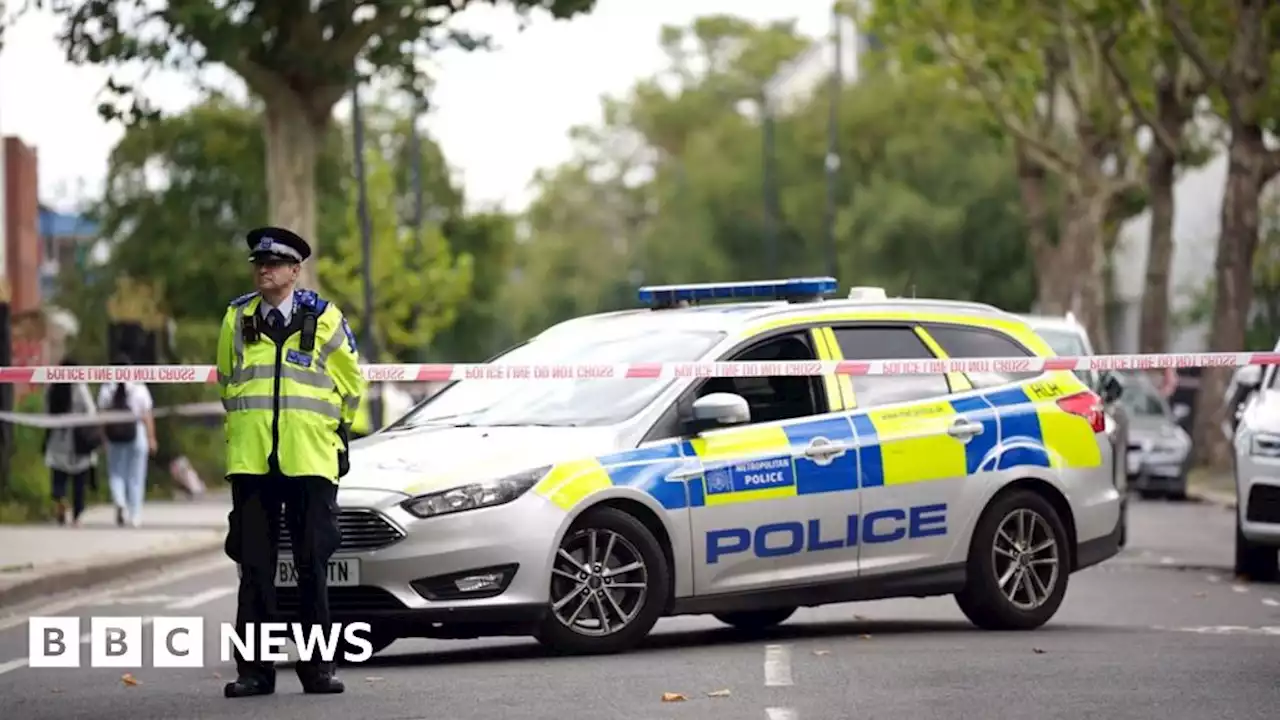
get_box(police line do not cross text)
[27,617,375,668]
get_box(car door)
[826,323,1001,577]
[669,328,861,596]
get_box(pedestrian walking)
[97,357,158,527]
[218,227,367,698]
[42,356,101,526]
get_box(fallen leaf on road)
[212,672,222,679]
[1232,585,1249,593]
[121,674,139,687]
[860,634,872,640]
[1032,648,1045,654]
[813,650,831,656]
[706,689,732,698]
[662,692,687,702]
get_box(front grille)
[279,508,405,553]
[276,586,407,614]
[1245,484,1280,524]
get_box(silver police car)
[272,279,1124,656]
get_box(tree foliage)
[23,0,597,288]
[88,91,489,362]
[503,16,1038,339]
[316,141,474,362]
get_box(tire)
[535,506,670,655]
[1117,498,1128,549]
[955,488,1071,630]
[714,607,796,632]
[338,627,396,665]
[1234,516,1279,583]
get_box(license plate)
[274,558,360,587]
[1127,454,1142,475]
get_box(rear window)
[923,324,1040,389]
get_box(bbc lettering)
[28,617,375,668]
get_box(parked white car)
[1228,360,1280,581]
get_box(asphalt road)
[0,496,1276,720]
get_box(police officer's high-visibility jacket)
[216,289,368,482]
[351,392,373,436]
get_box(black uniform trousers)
[225,472,341,683]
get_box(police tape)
[0,402,224,429]
[0,351,1272,385]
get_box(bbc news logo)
[28,617,375,668]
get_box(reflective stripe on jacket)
[216,291,367,481]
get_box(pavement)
[0,492,230,609]
[1185,467,1239,509]
[0,493,1275,720]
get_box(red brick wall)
[4,136,40,315]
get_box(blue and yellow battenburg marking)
[532,372,1101,512]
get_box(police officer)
[217,227,367,698]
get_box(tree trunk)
[1016,146,1064,313]
[263,92,326,290]
[1059,186,1110,351]
[1140,139,1177,353]
[1190,126,1270,469]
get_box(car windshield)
[1119,375,1168,417]
[388,327,726,428]
[1034,327,1087,357]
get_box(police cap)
[246,227,311,264]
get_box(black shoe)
[299,672,345,694]
[224,676,275,698]
[116,507,125,527]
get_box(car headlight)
[1250,432,1280,458]
[399,466,551,519]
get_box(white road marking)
[0,657,28,675]
[0,557,230,632]
[766,708,798,720]
[1170,626,1280,636]
[1262,598,1279,607]
[166,586,236,610]
[764,644,793,687]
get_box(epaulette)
[294,288,329,314]
[229,291,258,308]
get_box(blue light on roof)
[638,277,838,307]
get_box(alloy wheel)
[550,528,649,637]
[991,508,1061,611]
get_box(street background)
[0,0,1279,717]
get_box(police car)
[272,279,1124,657]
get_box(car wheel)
[1117,498,1128,549]
[714,607,796,632]
[1234,516,1279,582]
[955,489,1070,630]
[535,506,670,655]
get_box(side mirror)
[686,393,751,435]
[1100,372,1124,404]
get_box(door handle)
[947,418,984,441]
[668,466,703,481]
[803,437,852,463]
